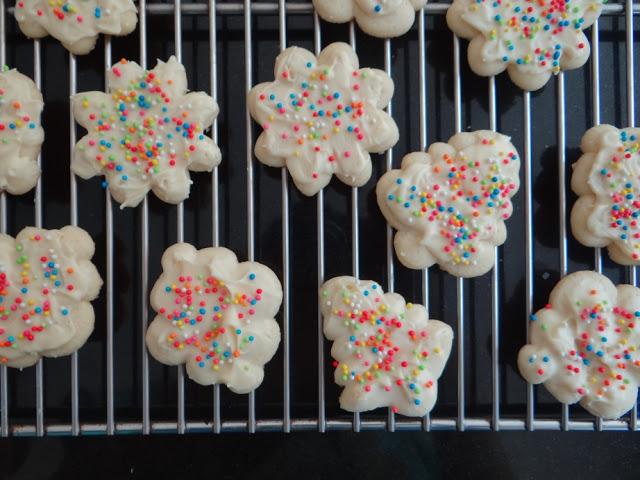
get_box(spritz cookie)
[0,68,43,195]
[313,0,427,38]
[519,271,640,419]
[249,42,398,196]
[320,276,453,416]
[446,0,604,90]
[0,226,102,368]
[376,130,520,277]
[571,125,640,265]
[15,0,138,55]
[72,56,221,208]
[146,244,282,394]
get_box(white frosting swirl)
[321,276,453,416]
[0,226,102,368]
[249,42,398,196]
[15,0,138,55]
[0,69,43,195]
[519,271,640,420]
[146,244,282,394]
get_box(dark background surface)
[1,0,640,477]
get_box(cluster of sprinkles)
[159,272,264,372]
[257,56,370,182]
[76,59,208,189]
[0,78,39,145]
[466,0,603,72]
[527,287,640,400]
[16,0,105,24]
[385,137,518,267]
[0,234,75,364]
[323,281,442,412]
[595,130,640,260]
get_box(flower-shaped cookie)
[321,276,453,416]
[571,125,640,266]
[0,226,102,368]
[518,271,640,419]
[313,0,427,38]
[72,56,221,208]
[248,42,398,196]
[376,130,520,278]
[0,68,44,195]
[15,0,138,55]
[145,244,282,394]
[446,0,604,91]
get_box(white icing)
[72,56,222,208]
[248,42,398,196]
[571,125,640,266]
[313,0,427,38]
[145,244,282,394]
[446,0,604,90]
[376,130,520,278]
[320,276,453,416]
[15,0,138,55]
[518,271,640,420]
[0,69,43,195]
[0,226,102,369]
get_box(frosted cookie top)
[518,271,640,420]
[313,0,427,38]
[320,276,453,416]
[446,0,604,90]
[248,42,398,196]
[0,226,102,368]
[0,68,43,195]
[376,130,520,278]
[72,56,222,208]
[145,244,282,394]
[571,125,640,266]
[15,0,138,55]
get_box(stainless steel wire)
[314,11,326,434]
[346,21,361,434]
[174,0,186,435]
[69,52,80,437]
[489,75,499,431]
[209,0,221,435]
[418,7,430,433]
[278,0,292,434]
[384,38,395,433]
[452,33,465,432]
[523,91,534,431]
[626,0,637,431]
[139,0,151,436]
[104,37,115,436]
[557,72,569,431]
[33,39,44,438]
[244,0,257,434]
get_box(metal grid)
[0,0,638,436]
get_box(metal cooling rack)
[0,0,638,436]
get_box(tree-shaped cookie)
[0,68,43,195]
[519,270,640,419]
[72,56,222,208]
[571,125,640,266]
[313,0,427,38]
[249,42,398,196]
[146,244,282,393]
[15,0,138,55]
[446,0,604,90]
[376,130,520,278]
[0,226,102,368]
[320,276,453,416]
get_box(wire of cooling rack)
[0,1,639,436]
